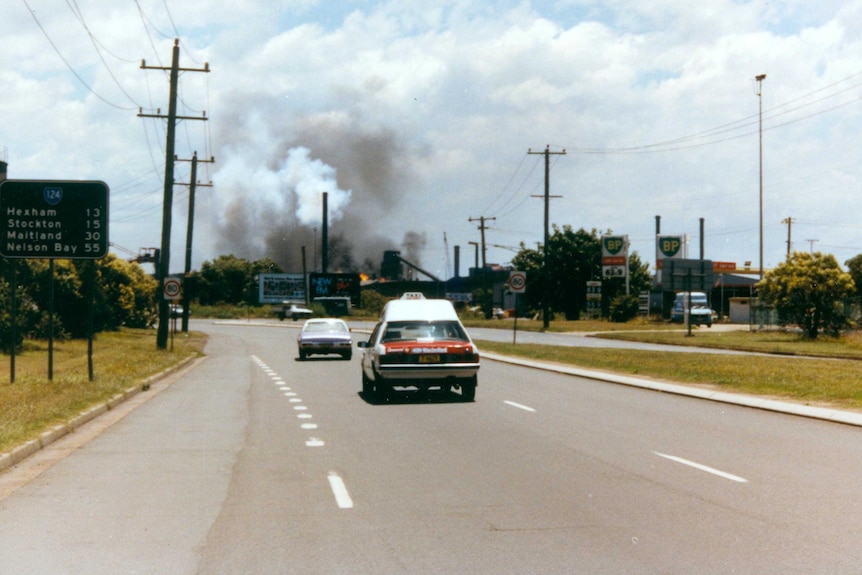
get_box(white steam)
[285,146,352,225]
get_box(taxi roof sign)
[400,292,426,300]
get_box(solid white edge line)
[654,452,748,483]
[328,472,354,509]
[504,400,536,412]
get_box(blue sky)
[3,0,862,278]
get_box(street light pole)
[756,73,767,280]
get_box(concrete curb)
[0,354,198,474]
[483,352,862,427]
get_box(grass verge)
[593,329,862,359]
[476,339,862,412]
[0,329,206,454]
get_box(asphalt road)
[1,320,862,574]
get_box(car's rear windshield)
[382,321,468,342]
[305,321,347,332]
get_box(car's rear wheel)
[461,376,477,402]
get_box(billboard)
[661,258,715,292]
[259,273,305,304]
[308,273,361,306]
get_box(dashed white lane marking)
[504,400,536,413]
[252,356,327,450]
[328,473,354,509]
[654,452,749,483]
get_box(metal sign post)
[508,271,527,345]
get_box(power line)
[21,0,136,111]
[568,72,862,155]
[65,0,141,108]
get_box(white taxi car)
[358,296,480,401]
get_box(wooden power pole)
[528,145,565,330]
[140,39,209,349]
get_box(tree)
[845,254,862,307]
[511,226,603,320]
[510,243,543,313]
[546,226,602,319]
[188,255,285,306]
[90,255,158,330]
[510,227,655,320]
[757,252,855,338]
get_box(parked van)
[671,291,713,327]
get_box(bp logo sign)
[658,235,684,258]
[602,236,626,256]
[602,235,628,278]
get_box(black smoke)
[212,113,425,275]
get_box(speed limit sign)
[163,277,182,301]
[508,271,527,294]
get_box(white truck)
[671,291,713,327]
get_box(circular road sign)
[163,277,182,301]
[508,271,527,294]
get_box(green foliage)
[0,255,157,349]
[189,255,284,306]
[602,252,652,315]
[845,254,862,306]
[511,226,651,320]
[609,294,640,323]
[95,256,158,329]
[0,279,25,352]
[359,289,389,317]
[757,252,855,338]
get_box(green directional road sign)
[0,180,109,259]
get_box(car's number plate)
[418,354,441,364]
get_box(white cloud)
[1,0,861,274]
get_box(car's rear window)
[305,321,347,333]
[382,321,467,342]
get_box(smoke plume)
[211,113,424,275]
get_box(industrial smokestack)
[0,160,7,182]
[699,217,705,260]
[321,192,329,273]
[454,245,460,278]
